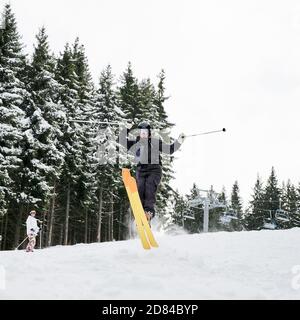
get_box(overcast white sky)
[3,0,300,205]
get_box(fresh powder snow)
[1,228,300,300]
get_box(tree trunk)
[118,204,122,240]
[45,204,51,246]
[47,182,56,247]
[84,208,88,243]
[14,205,23,249]
[64,182,71,245]
[3,211,8,250]
[107,209,111,241]
[59,224,64,245]
[89,217,92,243]
[40,210,46,249]
[110,195,114,241]
[89,214,93,243]
[0,214,4,250]
[96,187,103,242]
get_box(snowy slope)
[1,229,300,300]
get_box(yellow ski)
[122,168,159,249]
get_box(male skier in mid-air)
[120,122,185,221]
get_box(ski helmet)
[137,122,151,130]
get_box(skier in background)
[25,210,40,252]
[119,122,185,221]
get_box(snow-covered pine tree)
[218,186,227,204]
[244,176,265,230]
[71,39,98,244]
[230,181,243,231]
[92,65,125,242]
[54,42,84,245]
[184,183,202,233]
[151,71,176,217]
[95,65,123,125]
[0,4,30,248]
[282,180,299,227]
[138,78,159,124]
[154,69,172,129]
[118,62,141,124]
[172,190,188,227]
[263,167,281,225]
[24,27,65,239]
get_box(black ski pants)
[136,165,162,216]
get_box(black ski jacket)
[119,128,181,167]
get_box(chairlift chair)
[275,209,290,222]
[226,209,238,219]
[263,210,277,230]
[183,208,196,220]
[220,215,231,224]
[183,215,195,220]
[219,208,238,224]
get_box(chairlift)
[220,215,231,224]
[275,209,290,222]
[183,214,195,220]
[219,208,238,224]
[183,207,195,220]
[226,209,238,219]
[263,210,277,230]
[188,198,203,208]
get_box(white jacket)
[26,215,40,236]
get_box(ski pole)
[39,224,43,249]
[69,119,121,125]
[15,236,28,250]
[184,128,226,138]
